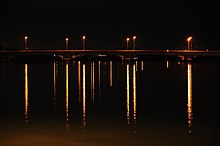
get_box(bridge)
[0,49,220,62]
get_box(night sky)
[2,0,220,50]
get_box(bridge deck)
[1,50,220,61]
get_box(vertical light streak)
[141,61,144,71]
[98,61,101,96]
[91,62,95,104]
[53,62,57,110]
[126,64,130,125]
[82,64,86,129]
[65,63,69,131]
[24,64,28,130]
[135,61,138,71]
[78,61,81,103]
[92,62,95,103]
[110,61,112,87]
[166,61,169,69]
[133,64,137,130]
[187,63,193,133]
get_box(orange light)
[78,61,81,102]
[133,36,136,40]
[187,37,192,42]
[66,38,68,41]
[133,64,137,125]
[82,64,86,128]
[65,63,69,131]
[127,38,130,41]
[24,64,29,129]
[126,64,130,125]
[24,36,28,49]
[187,63,193,132]
[187,36,193,50]
[110,61,112,87]
[83,36,86,40]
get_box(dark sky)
[2,0,220,50]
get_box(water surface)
[0,60,219,146]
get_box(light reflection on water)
[1,60,220,145]
[23,61,191,132]
[98,61,101,97]
[126,64,130,125]
[141,61,144,71]
[166,60,169,69]
[91,61,95,105]
[53,62,57,110]
[133,64,137,132]
[110,61,112,87]
[126,63,137,131]
[24,64,28,130]
[82,63,86,130]
[187,62,193,133]
[65,62,69,131]
[78,61,81,103]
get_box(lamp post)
[126,38,130,50]
[24,36,28,49]
[187,37,192,50]
[82,36,86,50]
[65,37,69,50]
[133,36,136,50]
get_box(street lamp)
[187,37,192,50]
[82,36,86,50]
[65,37,69,50]
[126,38,130,50]
[133,36,136,50]
[24,36,28,49]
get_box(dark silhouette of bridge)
[1,49,220,62]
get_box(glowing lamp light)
[24,36,28,49]
[132,36,136,50]
[82,36,86,50]
[187,36,193,50]
[187,37,192,42]
[133,36,136,40]
[65,37,69,50]
[126,37,130,49]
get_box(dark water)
[0,60,220,146]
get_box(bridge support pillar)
[178,55,192,61]
[186,57,192,61]
[179,55,185,61]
